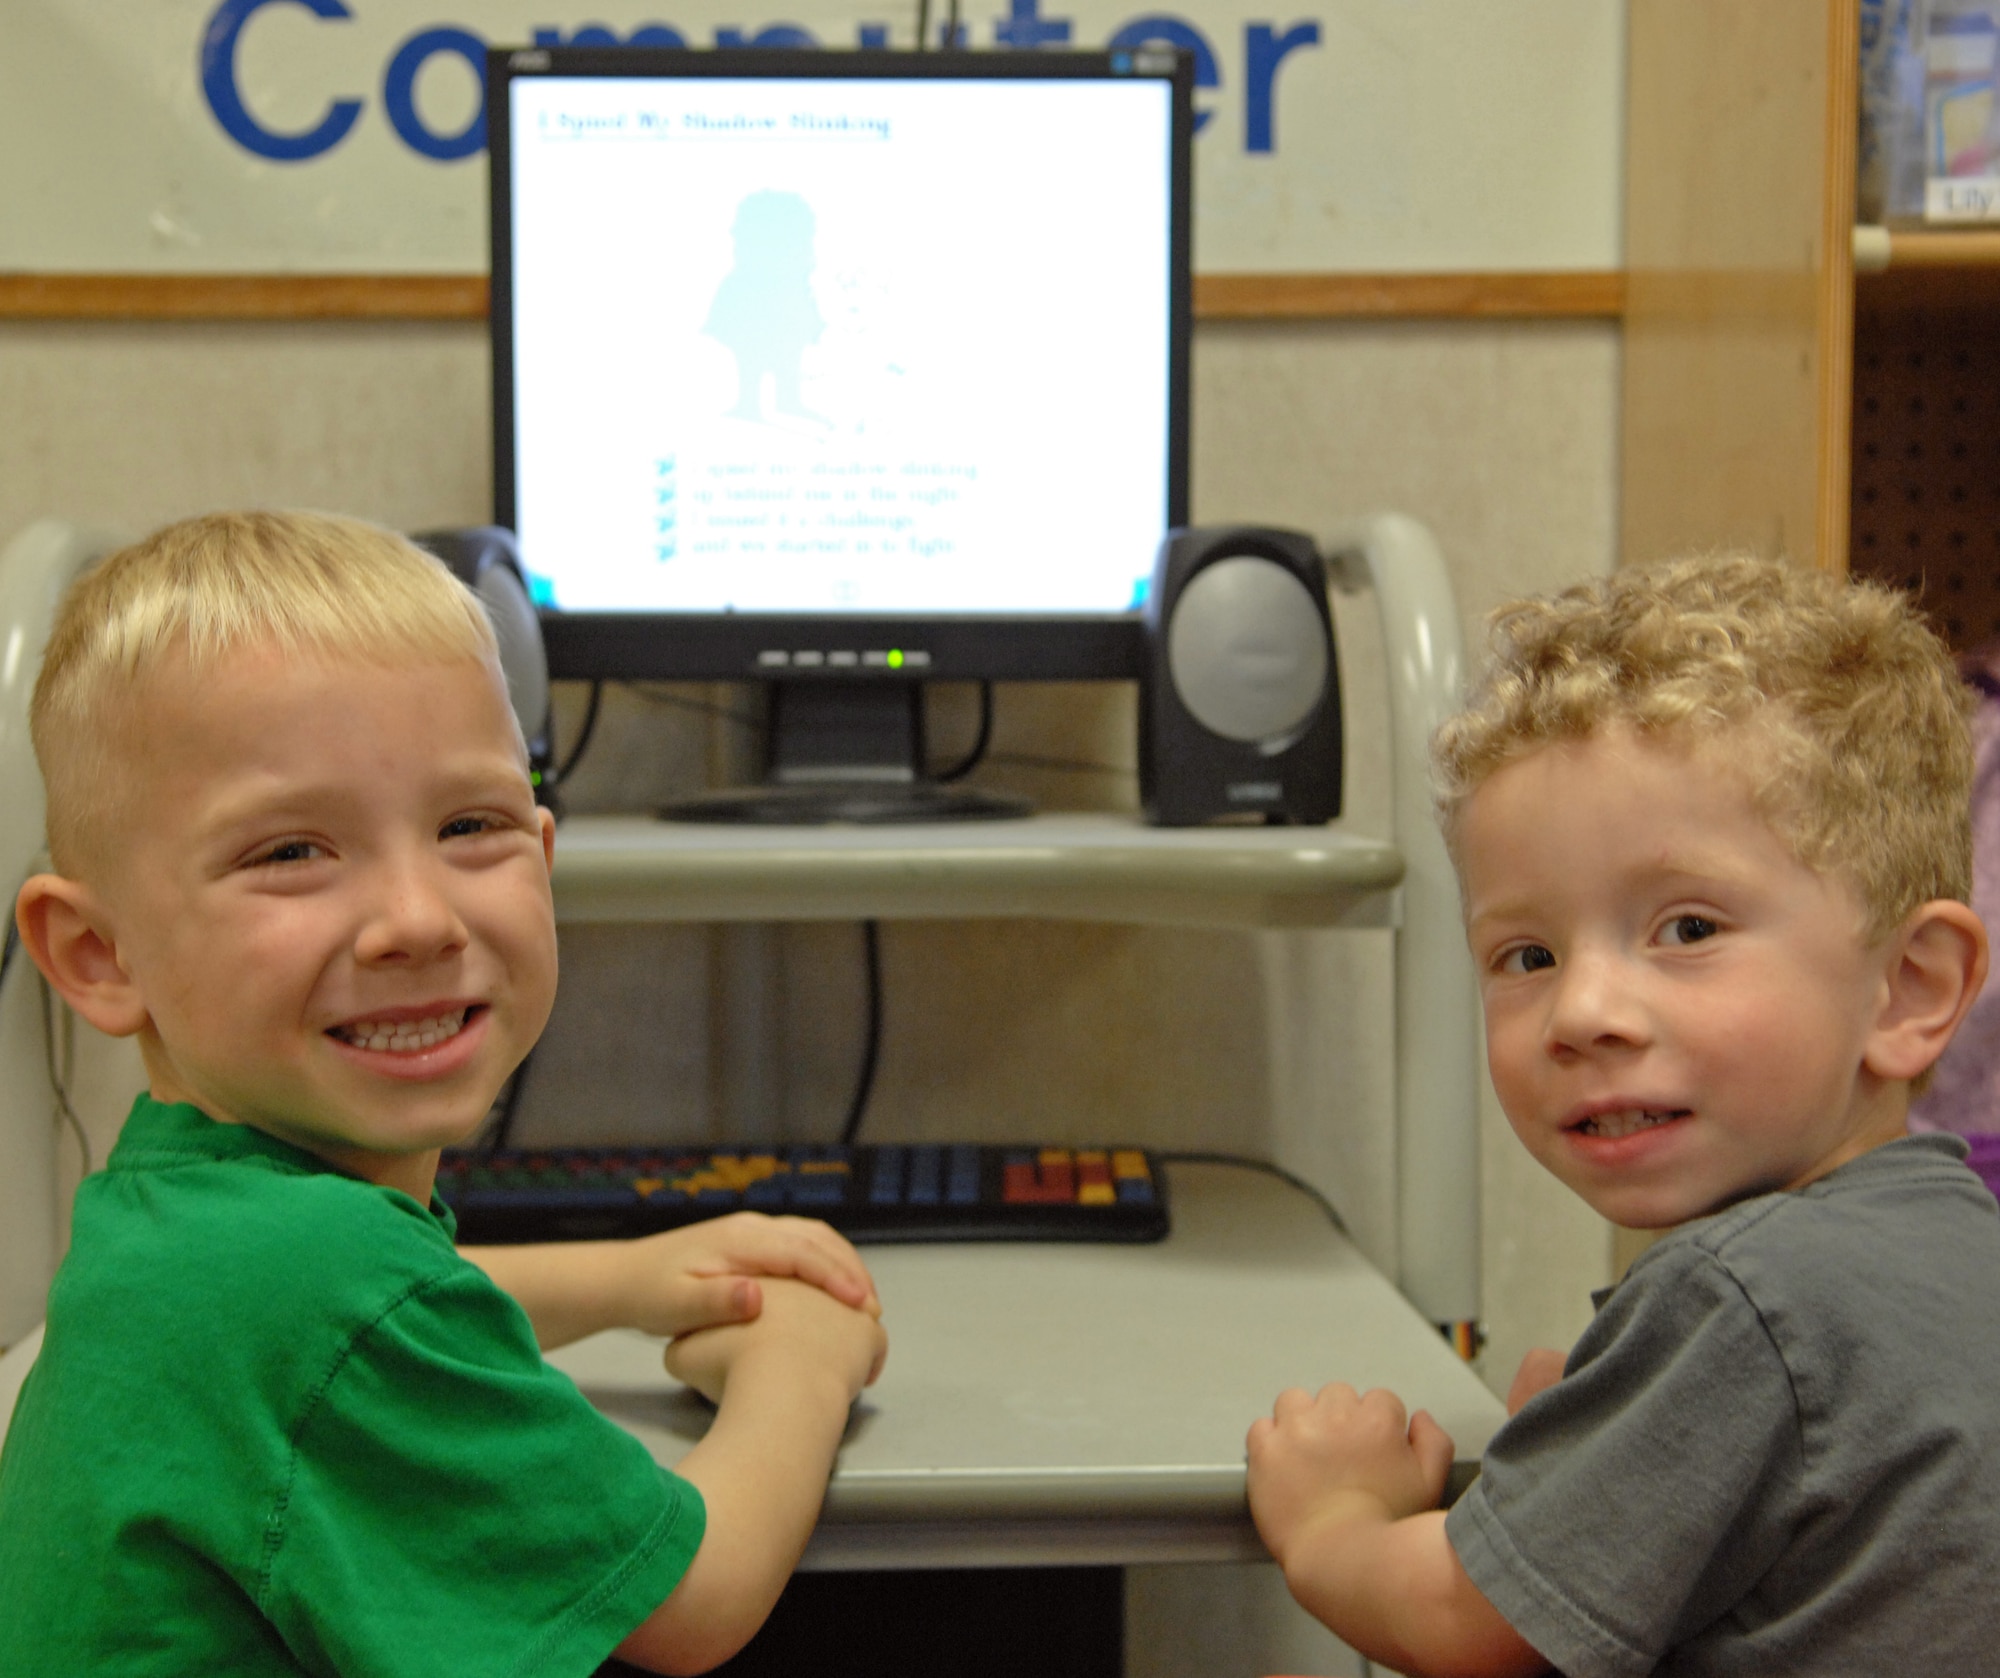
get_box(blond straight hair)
[32,510,499,873]
[1432,552,1974,942]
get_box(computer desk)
[540,514,1502,1584]
[548,1159,1505,1573]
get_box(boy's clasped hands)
[463,1209,887,1381]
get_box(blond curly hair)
[1432,553,1974,941]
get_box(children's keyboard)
[436,1143,1170,1245]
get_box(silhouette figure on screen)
[705,191,827,424]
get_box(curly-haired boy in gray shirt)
[1248,554,2000,1676]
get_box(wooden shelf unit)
[1620,0,1859,578]
[1852,259,2000,645]
[1624,0,2000,650]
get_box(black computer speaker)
[1140,526,1341,826]
[411,525,556,802]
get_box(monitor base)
[660,781,1034,825]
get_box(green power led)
[886,649,904,669]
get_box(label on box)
[1927,174,2000,218]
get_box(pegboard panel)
[1850,302,2000,650]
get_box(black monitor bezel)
[487,44,1192,684]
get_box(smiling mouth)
[1571,1107,1690,1140]
[329,1008,477,1054]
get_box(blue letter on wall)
[992,0,1072,48]
[200,0,361,162]
[383,26,488,160]
[1244,20,1318,153]
[713,25,821,45]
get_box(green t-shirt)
[0,1095,705,1676]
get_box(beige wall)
[0,311,1619,1675]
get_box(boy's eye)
[1497,943,1557,975]
[441,811,529,843]
[250,839,323,867]
[1660,914,1719,946]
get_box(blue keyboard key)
[906,1146,942,1205]
[869,1146,906,1205]
[947,1145,981,1206]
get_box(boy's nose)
[355,856,471,965]
[1543,948,1650,1057]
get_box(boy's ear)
[13,874,152,1039]
[1864,899,1990,1083]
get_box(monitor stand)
[660,680,1034,826]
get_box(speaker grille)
[1166,557,1328,742]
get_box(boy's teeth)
[1577,1108,1681,1140]
[336,1010,469,1054]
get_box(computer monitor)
[488,45,1193,820]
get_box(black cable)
[915,0,931,48]
[552,680,604,784]
[1154,1150,1349,1235]
[40,974,93,1176]
[624,682,762,732]
[931,682,994,783]
[485,1048,534,1152]
[839,920,883,1144]
[3,904,94,1174]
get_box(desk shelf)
[549,813,1403,931]
[545,1162,1504,1570]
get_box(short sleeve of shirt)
[1445,1241,1805,1678]
[261,1267,704,1678]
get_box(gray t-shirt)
[1446,1134,2000,1678]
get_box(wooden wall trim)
[0,274,490,321]
[0,270,1626,324]
[1194,270,1625,319]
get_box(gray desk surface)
[548,813,1404,931]
[545,1162,1505,1571]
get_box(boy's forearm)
[617,1353,853,1674]
[459,1242,628,1349]
[1275,1505,1548,1678]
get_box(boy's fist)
[664,1275,888,1407]
[1246,1383,1454,1562]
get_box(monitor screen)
[489,47,1192,685]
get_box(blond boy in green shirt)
[0,510,887,1675]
